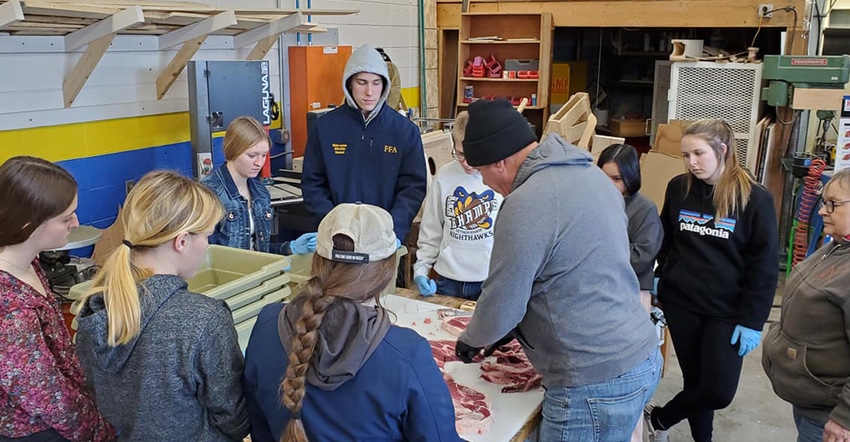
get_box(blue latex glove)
[290,232,317,255]
[730,325,762,357]
[396,237,402,249]
[414,275,437,296]
[651,277,659,296]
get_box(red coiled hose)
[792,158,826,268]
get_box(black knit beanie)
[463,98,537,167]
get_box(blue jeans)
[539,348,662,442]
[793,406,827,442]
[435,276,482,301]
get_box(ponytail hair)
[83,170,223,346]
[279,234,397,442]
[683,119,755,219]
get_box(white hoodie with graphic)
[414,161,502,282]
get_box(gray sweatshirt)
[625,192,664,290]
[75,274,249,441]
[460,134,658,387]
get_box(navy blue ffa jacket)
[301,104,426,242]
[243,303,461,442]
[655,174,779,329]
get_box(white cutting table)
[383,290,543,442]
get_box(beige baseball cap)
[316,203,396,264]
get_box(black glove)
[455,339,482,364]
[483,332,515,357]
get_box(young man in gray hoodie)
[454,98,661,441]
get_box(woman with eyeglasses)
[644,119,779,442]
[412,111,502,300]
[763,168,850,442]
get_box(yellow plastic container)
[67,245,290,301]
[191,245,290,299]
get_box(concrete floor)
[648,279,798,441]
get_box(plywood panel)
[438,0,804,29]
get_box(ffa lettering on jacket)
[447,186,498,241]
[678,210,737,239]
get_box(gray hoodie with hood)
[75,274,249,441]
[342,43,390,126]
[459,134,658,387]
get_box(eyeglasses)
[821,199,850,214]
[451,148,466,162]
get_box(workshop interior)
[3,0,850,440]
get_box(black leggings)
[651,304,744,442]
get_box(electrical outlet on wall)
[759,4,774,18]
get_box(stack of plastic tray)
[67,245,292,351]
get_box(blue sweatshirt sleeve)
[390,125,427,241]
[302,124,335,225]
[243,380,275,442]
[739,190,779,329]
[403,338,462,442]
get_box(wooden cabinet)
[456,13,553,136]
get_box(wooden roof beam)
[63,33,113,107]
[158,10,235,49]
[234,11,311,48]
[0,1,25,31]
[64,5,143,50]
[156,34,205,99]
[62,6,145,108]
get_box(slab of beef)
[480,341,543,393]
[441,315,471,337]
[444,375,493,435]
[427,339,491,435]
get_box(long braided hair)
[279,234,397,442]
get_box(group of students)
[2,41,850,442]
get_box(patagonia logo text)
[678,209,736,239]
[333,143,347,155]
[384,145,398,154]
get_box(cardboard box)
[640,151,686,209]
[550,61,588,107]
[653,120,693,157]
[610,118,648,138]
[550,63,571,106]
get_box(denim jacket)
[202,164,289,254]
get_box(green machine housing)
[762,55,850,107]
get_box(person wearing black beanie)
[454,99,662,441]
[463,99,537,167]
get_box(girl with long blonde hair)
[75,170,249,442]
[645,119,779,442]
[243,203,460,442]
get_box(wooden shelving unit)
[456,12,553,137]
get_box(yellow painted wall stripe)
[0,89,419,164]
[0,113,191,164]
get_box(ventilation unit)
[668,62,763,170]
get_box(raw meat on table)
[445,377,493,435]
[480,341,543,393]
[438,316,542,393]
[441,315,471,337]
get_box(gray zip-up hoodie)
[75,274,249,442]
[460,134,658,387]
[342,43,390,126]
